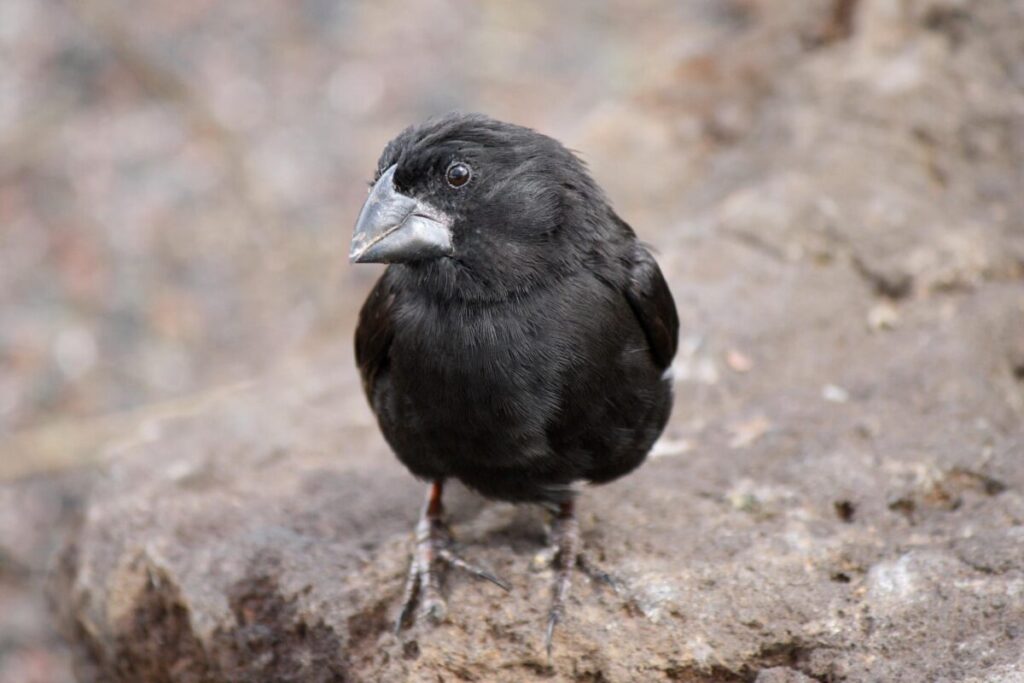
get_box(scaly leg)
[545,499,579,657]
[542,499,624,657]
[395,481,510,633]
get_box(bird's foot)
[532,546,623,590]
[395,485,510,633]
[544,502,578,657]
[540,501,626,657]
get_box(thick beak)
[349,165,453,263]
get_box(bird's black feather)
[355,113,678,503]
[354,275,395,402]
[623,241,679,371]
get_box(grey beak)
[349,165,453,263]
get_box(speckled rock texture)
[54,0,1024,681]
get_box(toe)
[420,593,448,623]
[544,610,560,659]
[530,546,557,572]
[437,547,511,591]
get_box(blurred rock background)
[2,0,1023,681]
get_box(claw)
[576,553,624,592]
[545,611,559,660]
[438,547,512,591]
[394,561,421,633]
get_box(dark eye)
[445,162,471,188]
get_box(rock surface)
[54,0,1024,681]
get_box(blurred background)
[3,0,1021,680]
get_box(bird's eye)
[445,162,471,188]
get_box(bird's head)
[350,113,610,299]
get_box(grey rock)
[756,668,820,683]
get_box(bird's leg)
[395,480,510,633]
[545,499,580,657]
[541,500,626,656]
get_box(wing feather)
[623,245,679,370]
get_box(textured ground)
[5,0,1024,681]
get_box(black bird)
[350,113,678,652]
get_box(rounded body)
[362,264,673,503]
